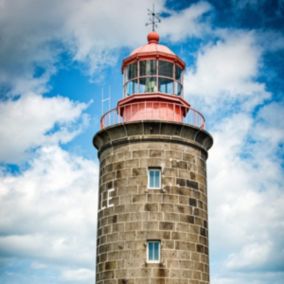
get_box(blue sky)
[0,0,283,283]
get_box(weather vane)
[145,4,161,32]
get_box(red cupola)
[117,31,190,123]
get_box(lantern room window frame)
[123,59,184,97]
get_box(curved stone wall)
[93,121,213,284]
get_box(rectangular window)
[140,60,157,76]
[175,65,183,80]
[159,78,173,94]
[127,79,139,96]
[159,60,173,78]
[148,168,161,189]
[175,82,183,96]
[147,240,160,263]
[128,62,137,79]
[140,77,158,93]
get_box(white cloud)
[212,272,284,284]
[180,25,284,281]
[0,0,211,94]
[0,94,89,163]
[208,103,284,278]
[0,145,98,281]
[61,268,93,283]
[159,1,212,42]
[0,0,65,95]
[226,242,272,269]
[184,31,270,114]
[31,262,47,269]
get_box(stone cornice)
[93,121,213,159]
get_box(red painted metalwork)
[147,31,160,43]
[104,32,206,132]
[121,32,185,71]
[118,93,190,110]
[117,93,190,122]
[100,102,205,130]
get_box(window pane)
[124,67,128,82]
[149,242,154,260]
[140,60,157,76]
[148,241,160,262]
[159,61,173,77]
[140,77,157,93]
[159,78,173,94]
[175,65,182,80]
[154,242,159,260]
[128,62,137,79]
[149,170,155,188]
[127,80,138,96]
[154,171,159,188]
[149,169,160,189]
[175,82,183,96]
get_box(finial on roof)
[145,4,161,32]
[147,31,159,44]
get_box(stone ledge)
[93,121,213,158]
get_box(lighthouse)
[93,14,213,284]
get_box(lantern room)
[122,32,185,97]
[118,31,190,123]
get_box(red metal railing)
[100,101,205,129]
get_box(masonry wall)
[93,122,213,284]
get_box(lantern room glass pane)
[123,68,127,82]
[159,78,174,94]
[126,79,138,96]
[175,82,183,96]
[140,60,157,76]
[140,77,158,93]
[175,65,182,80]
[159,61,173,78]
[128,62,137,79]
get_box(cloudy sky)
[0,0,283,283]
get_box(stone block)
[132,168,147,176]
[175,241,195,251]
[105,261,116,271]
[147,193,162,203]
[144,203,158,212]
[189,198,197,207]
[143,221,159,230]
[132,194,147,203]
[133,149,149,158]
[125,222,142,231]
[159,222,174,230]
[163,212,180,222]
[162,194,179,204]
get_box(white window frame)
[147,240,161,263]
[148,168,161,189]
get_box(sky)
[0,0,283,283]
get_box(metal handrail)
[100,101,205,129]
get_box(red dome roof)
[130,31,175,56]
[122,32,185,71]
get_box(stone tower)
[93,31,213,284]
